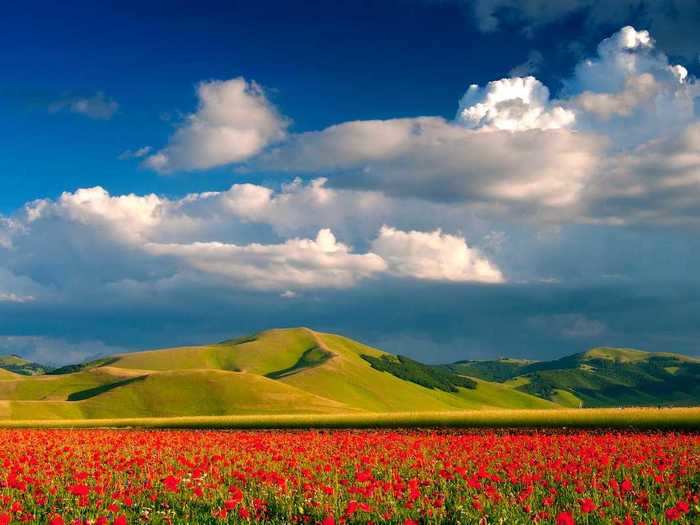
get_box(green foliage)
[48,357,118,375]
[361,354,477,392]
[447,359,532,382]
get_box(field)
[0,428,696,524]
[0,407,698,430]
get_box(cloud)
[145,78,288,172]
[456,76,575,131]
[585,123,700,225]
[0,184,504,299]
[145,229,387,290]
[49,92,119,120]
[118,146,152,160]
[248,25,700,226]
[256,117,603,210]
[371,226,504,283]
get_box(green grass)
[0,407,697,430]
[1,329,698,421]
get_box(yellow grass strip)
[0,407,698,430]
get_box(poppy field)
[0,429,697,524]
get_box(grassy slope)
[0,328,556,419]
[279,333,557,411]
[470,347,700,408]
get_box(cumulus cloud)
[371,226,504,283]
[0,184,504,299]
[146,229,387,290]
[145,78,288,172]
[49,92,119,120]
[456,76,575,131]
[246,25,699,226]
[256,117,603,210]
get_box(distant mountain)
[0,328,554,420]
[447,347,700,408]
[0,355,50,376]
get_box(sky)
[2,0,700,365]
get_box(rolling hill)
[448,347,700,408]
[0,355,50,376]
[0,331,697,420]
[0,328,556,420]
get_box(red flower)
[556,511,575,525]
[579,498,597,513]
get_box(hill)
[0,328,557,420]
[449,347,700,408]
[0,355,49,376]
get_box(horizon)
[2,1,700,366]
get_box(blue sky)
[2,0,700,364]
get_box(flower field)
[0,430,697,524]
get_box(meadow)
[0,428,696,524]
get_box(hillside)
[0,355,49,376]
[0,328,556,420]
[450,347,700,408]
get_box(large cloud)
[256,117,603,210]
[145,78,288,172]
[250,26,699,226]
[0,185,504,297]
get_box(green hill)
[0,355,49,376]
[453,347,700,408]
[0,328,557,420]
[2,333,695,420]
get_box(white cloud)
[49,92,119,120]
[371,226,504,283]
[1,183,507,299]
[145,77,288,172]
[456,76,575,131]
[575,73,659,119]
[145,229,387,290]
[256,117,603,210]
[568,26,698,149]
